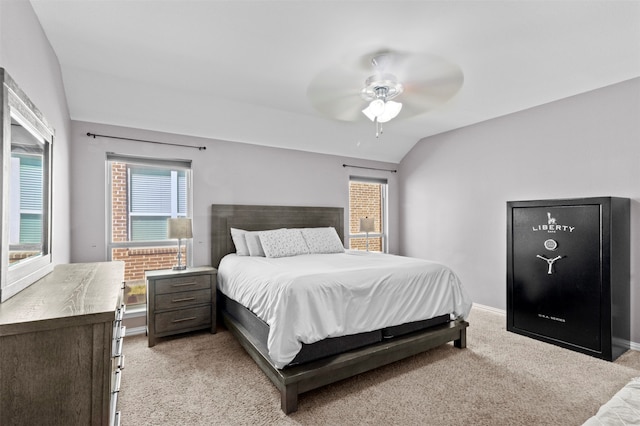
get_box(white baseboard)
[123,305,146,336]
[126,326,147,336]
[124,305,146,317]
[471,303,639,352]
[472,303,506,316]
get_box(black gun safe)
[507,197,630,361]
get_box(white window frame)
[106,153,193,264]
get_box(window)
[348,177,388,252]
[107,154,192,307]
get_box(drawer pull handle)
[172,281,197,287]
[112,369,122,393]
[172,316,197,323]
[113,330,125,357]
[113,339,123,358]
[172,296,196,303]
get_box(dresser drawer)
[155,288,212,311]
[154,305,211,334]
[155,274,211,295]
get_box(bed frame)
[211,204,469,413]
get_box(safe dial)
[544,239,558,251]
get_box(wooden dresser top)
[0,262,124,336]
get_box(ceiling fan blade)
[398,69,464,117]
[307,67,367,121]
[309,92,366,122]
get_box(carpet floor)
[119,308,640,425]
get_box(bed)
[211,204,471,413]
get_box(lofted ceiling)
[30,0,640,163]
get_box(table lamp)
[359,217,375,252]
[168,217,192,270]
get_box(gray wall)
[70,120,399,268]
[0,0,71,264]
[398,78,640,346]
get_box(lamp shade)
[359,217,375,233]
[168,218,193,239]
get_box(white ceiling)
[30,0,640,163]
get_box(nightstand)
[146,266,217,347]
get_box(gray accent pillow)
[301,227,344,254]
[259,228,310,258]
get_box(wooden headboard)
[211,204,344,268]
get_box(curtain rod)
[343,164,397,173]
[87,132,207,150]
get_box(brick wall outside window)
[349,181,383,251]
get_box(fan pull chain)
[375,117,383,138]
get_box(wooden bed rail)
[223,310,468,413]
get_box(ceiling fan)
[307,49,464,137]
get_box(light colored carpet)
[119,308,640,425]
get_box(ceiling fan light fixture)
[364,99,386,118]
[377,100,402,123]
[362,105,376,122]
[362,99,403,123]
[360,75,405,137]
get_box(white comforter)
[217,251,472,368]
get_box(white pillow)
[230,228,249,256]
[301,227,345,254]
[245,231,266,257]
[259,228,310,258]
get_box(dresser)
[507,197,630,361]
[146,266,217,347]
[0,262,126,425]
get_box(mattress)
[222,295,391,366]
[217,250,472,368]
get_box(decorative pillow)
[245,231,266,257]
[230,228,249,256]
[301,227,345,254]
[259,228,310,258]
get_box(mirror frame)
[1,68,54,302]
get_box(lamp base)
[172,265,187,271]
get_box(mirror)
[1,68,54,301]
[9,116,46,265]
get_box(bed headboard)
[211,204,344,268]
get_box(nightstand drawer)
[154,305,211,334]
[155,274,210,295]
[155,288,212,311]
